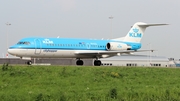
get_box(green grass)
[1,64,180,101]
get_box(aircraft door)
[34,39,41,54]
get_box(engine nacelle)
[106,42,131,51]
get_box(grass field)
[1,64,180,101]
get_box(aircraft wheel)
[76,60,84,66]
[27,61,32,65]
[94,60,101,66]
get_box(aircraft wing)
[74,50,154,58]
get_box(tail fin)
[122,22,168,43]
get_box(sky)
[0,0,180,59]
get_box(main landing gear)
[94,60,101,66]
[76,59,102,66]
[76,59,84,65]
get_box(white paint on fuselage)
[8,49,98,58]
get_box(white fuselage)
[8,48,102,58]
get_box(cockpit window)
[17,41,30,45]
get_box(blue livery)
[8,22,168,66]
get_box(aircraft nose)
[8,48,16,55]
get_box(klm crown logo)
[129,28,142,38]
[133,28,139,33]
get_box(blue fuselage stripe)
[9,37,141,50]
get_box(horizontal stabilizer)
[138,23,169,27]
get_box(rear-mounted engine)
[106,42,131,51]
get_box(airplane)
[8,22,168,66]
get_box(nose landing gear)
[27,61,32,65]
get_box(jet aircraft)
[8,22,168,66]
